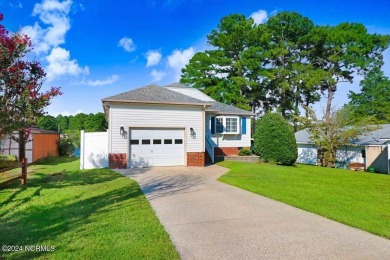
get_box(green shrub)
[238,149,252,156]
[0,155,18,168]
[57,138,74,156]
[253,113,298,165]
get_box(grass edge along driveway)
[218,161,390,239]
[0,157,179,259]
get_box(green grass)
[218,161,390,239]
[0,157,179,259]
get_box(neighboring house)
[102,83,254,168]
[295,125,390,174]
[0,127,60,163]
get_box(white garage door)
[129,128,185,167]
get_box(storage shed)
[0,127,60,163]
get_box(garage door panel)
[129,128,185,168]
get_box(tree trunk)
[18,130,27,185]
[325,85,334,123]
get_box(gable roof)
[102,83,255,116]
[102,84,208,106]
[296,124,390,146]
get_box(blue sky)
[1,0,390,116]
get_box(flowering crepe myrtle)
[0,13,62,141]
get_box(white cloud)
[21,0,72,54]
[167,47,195,81]
[250,9,268,24]
[45,47,89,80]
[20,0,90,81]
[9,2,23,8]
[151,69,166,82]
[146,50,162,67]
[82,75,119,86]
[118,37,136,52]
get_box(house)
[295,125,390,174]
[102,83,254,168]
[0,127,60,163]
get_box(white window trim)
[215,116,240,134]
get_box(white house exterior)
[102,83,254,168]
[295,125,390,174]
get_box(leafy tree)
[182,14,255,110]
[0,13,61,160]
[300,107,374,167]
[348,67,390,123]
[306,23,390,123]
[0,15,61,139]
[37,115,58,131]
[253,113,297,165]
[68,113,86,130]
[56,114,69,132]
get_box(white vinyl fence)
[80,130,109,169]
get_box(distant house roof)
[296,124,390,146]
[28,127,59,134]
[102,83,254,116]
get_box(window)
[153,139,162,144]
[174,139,183,144]
[142,139,151,145]
[214,116,240,134]
[130,139,139,145]
[226,117,238,133]
[216,118,224,133]
[164,139,172,144]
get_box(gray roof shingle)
[206,101,254,116]
[102,84,254,116]
[102,84,207,105]
[295,124,390,145]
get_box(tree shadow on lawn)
[0,176,144,259]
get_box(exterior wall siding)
[296,144,364,166]
[32,134,59,161]
[366,145,389,174]
[297,144,318,165]
[336,145,364,164]
[110,104,204,155]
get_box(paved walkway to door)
[115,165,390,259]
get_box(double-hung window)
[214,116,240,134]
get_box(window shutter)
[241,117,246,135]
[211,117,215,134]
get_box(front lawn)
[0,157,179,259]
[218,161,390,239]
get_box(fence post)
[80,130,84,169]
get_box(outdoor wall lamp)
[120,126,124,136]
[190,127,196,138]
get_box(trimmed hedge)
[253,113,298,165]
[0,155,18,168]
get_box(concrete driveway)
[116,165,390,259]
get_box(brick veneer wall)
[187,152,206,166]
[109,153,127,169]
[214,147,251,156]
